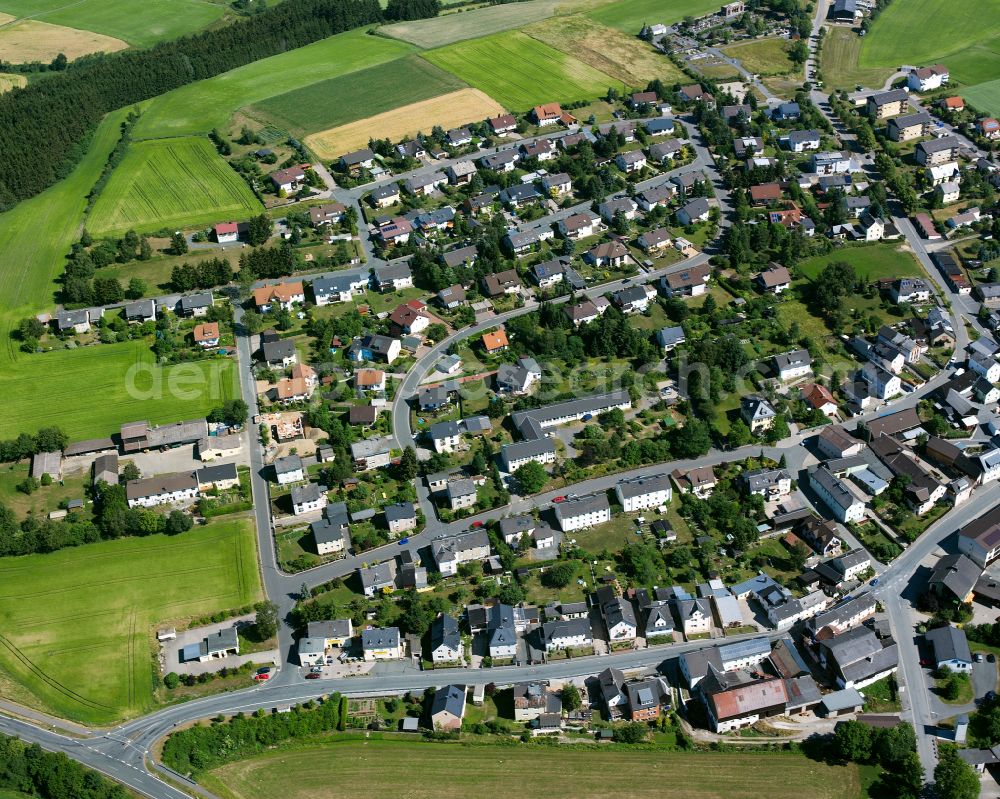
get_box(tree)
[165,510,192,534]
[254,600,279,640]
[934,745,980,799]
[561,683,582,711]
[727,418,752,449]
[832,719,873,762]
[396,446,419,481]
[121,462,141,482]
[246,213,273,247]
[512,461,548,494]
[126,278,146,300]
[222,398,249,426]
[765,415,790,443]
[170,231,188,255]
[425,323,447,342]
[671,418,712,458]
[163,672,180,689]
[542,561,576,588]
[613,722,649,743]
[139,236,153,260]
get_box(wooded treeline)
[0,0,385,210]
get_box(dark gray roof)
[430,614,461,653]
[431,683,466,719]
[197,462,238,485]
[384,501,416,522]
[291,482,323,505]
[929,553,982,599]
[926,624,972,664]
[499,515,534,537]
[555,492,610,521]
[273,454,303,475]
[361,626,400,649]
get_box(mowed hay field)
[524,15,685,85]
[820,27,894,91]
[0,108,129,365]
[306,88,504,159]
[425,30,617,110]
[133,29,415,139]
[0,520,261,724]
[0,341,239,440]
[377,0,564,48]
[249,55,466,137]
[587,0,720,34]
[0,73,25,92]
[0,0,227,47]
[88,137,262,237]
[202,739,863,799]
[0,18,125,62]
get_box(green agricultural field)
[0,519,261,724]
[858,0,1000,74]
[249,55,467,137]
[0,107,129,368]
[133,28,415,140]
[0,341,239,440]
[87,137,262,237]
[425,30,618,110]
[963,76,1000,116]
[202,739,863,799]
[795,243,925,282]
[0,0,226,47]
[587,0,720,35]
[377,0,564,49]
[721,36,797,76]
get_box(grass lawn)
[201,738,863,799]
[249,55,467,138]
[0,107,129,368]
[0,341,239,440]
[523,16,686,86]
[587,0,720,35]
[0,0,227,47]
[862,674,902,712]
[424,30,619,110]
[0,461,92,518]
[132,29,416,140]
[0,518,261,724]
[721,37,797,77]
[820,27,895,92]
[88,137,263,237]
[794,242,925,282]
[936,671,974,705]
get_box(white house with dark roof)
[554,493,611,532]
[361,626,401,660]
[615,474,672,512]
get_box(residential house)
[361,626,401,660]
[554,493,611,532]
[542,617,593,652]
[616,150,647,173]
[273,455,304,485]
[540,172,572,195]
[774,349,813,381]
[125,472,199,508]
[487,603,518,659]
[312,272,368,305]
[377,218,413,248]
[347,333,401,364]
[501,439,557,472]
[648,139,684,163]
[772,101,801,121]
[270,164,308,192]
[612,284,655,314]
[928,553,980,604]
[598,196,638,224]
[404,171,447,196]
[429,614,462,663]
[481,328,509,354]
[178,293,213,317]
[819,626,899,688]
[741,468,791,499]
[799,517,844,558]
[192,322,219,348]
[482,270,521,297]
[496,356,542,395]
[384,502,417,535]
[350,436,393,471]
[446,478,477,511]
[925,625,973,673]
[252,282,304,312]
[291,482,326,516]
[867,89,909,120]
[741,395,777,434]
[372,262,414,292]
[489,114,517,136]
[656,325,686,352]
[370,183,400,208]
[585,241,629,268]
[432,530,491,576]
[908,64,949,92]
[677,198,710,225]
[781,129,821,152]
[671,466,716,497]
[615,473,672,512]
[809,466,865,523]
[802,383,838,417]
[916,137,959,166]
[661,263,711,297]
[480,149,519,172]
[638,227,672,253]
[957,504,1000,566]
[888,111,933,142]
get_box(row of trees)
[0,734,130,799]
[0,0,391,209]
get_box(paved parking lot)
[159,614,280,676]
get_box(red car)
[471,521,484,528]
[305,672,321,680]
[254,672,271,681]
[553,496,566,503]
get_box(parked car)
[305,672,321,680]
[553,496,566,503]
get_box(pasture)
[0,18,125,62]
[0,341,239,440]
[0,107,129,369]
[306,88,504,159]
[0,519,261,724]
[249,55,466,137]
[0,73,24,92]
[87,137,262,237]
[795,242,925,282]
[133,29,415,140]
[0,0,226,47]
[820,27,894,91]
[721,36,797,76]
[858,0,1000,72]
[963,76,1000,116]
[377,0,563,48]
[524,16,685,85]
[202,739,863,799]
[587,0,720,34]
[424,30,617,110]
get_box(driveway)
[159,614,280,676]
